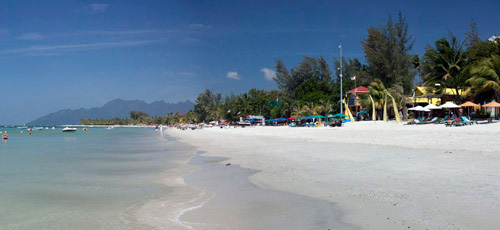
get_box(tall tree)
[273,56,332,99]
[193,89,222,122]
[465,19,481,48]
[422,34,468,102]
[361,11,416,93]
[467,55,500,101]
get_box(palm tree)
[368,79,386,120]
[467,55,500,101]
[318,99,333,116]
[423,35,467,103]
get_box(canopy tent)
[439,102,461,108]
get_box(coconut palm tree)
[318,99,333,115]
[423,35,467,103]
[368,79,386,120]
[467,55,500,101]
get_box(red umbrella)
[288,116,296,120]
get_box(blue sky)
[0,0,498,124]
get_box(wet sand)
[181,154,356,230]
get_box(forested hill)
[27,99,194,125]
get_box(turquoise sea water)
[0,127,180,230]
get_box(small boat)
[106,126,114,130]
[52,127,55,130]
[33,127,43,131]
[62,127,77,132]
[45,127,49,130]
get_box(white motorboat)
[62,127,77,132]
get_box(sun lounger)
[445,118,464,127]
[460,116,476,125]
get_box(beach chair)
[445,119,461,127]
[453,118,465,126]
[421,117,438,124]
[460,116,475,125]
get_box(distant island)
[28,99,194,125]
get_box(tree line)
[81,12,500,125]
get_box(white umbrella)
[424,104,441,110]
[439,102,461,109]
[408,105,424,111]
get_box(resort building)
[407,86,466,106]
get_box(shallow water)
[0,127,180,230]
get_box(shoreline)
[135,137,215,230]
[165,122,500,229]
[180,153,355,230]
[136,133,354,230]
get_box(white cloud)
[0,40,155,56]
[189,23,211,29]
[226,71,241,80]
[261,68,276,81]
[88,3,108,14]
[18,33,43,40]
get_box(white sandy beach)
[164,121,500,230]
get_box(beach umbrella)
[460,101,480,117]
[288,116,297,120]
[482,101,500,107]
[440,102,461,117]
[408,105,424,111]
[460,101,480,108]
[424,104,441,110]
[276,118,288,121]
[482,101,500,118]
[304,115,314,119]
[439,102,461,108]
[408,105,426,118]
[330,113,347,118]
[358,110,368,114]
[312,115,325,118]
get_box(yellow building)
[407,86,466,105]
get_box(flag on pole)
[350,76,356,80]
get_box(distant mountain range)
[28,99,194,125]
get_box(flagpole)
[339,44,343,115]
